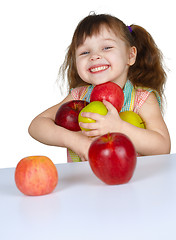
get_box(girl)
[28,13,171,162]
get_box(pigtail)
[128,25,166,100]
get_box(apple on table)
[88,132,137,185]
[15,156,58,196]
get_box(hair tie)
[127,26,132,33]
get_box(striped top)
[67,80,161,162]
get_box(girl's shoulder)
[134,86,161,113]
[122,80,161,113]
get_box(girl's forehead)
[81,26,119,44]
[94,26,117,37]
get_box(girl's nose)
[90,53,101,61]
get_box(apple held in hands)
[90,82,124,112]
[15,156,58,196]
[55,100,89,131]
[119,111,146,129]
[78,101,108,131]
[88,133,137,185]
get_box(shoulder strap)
[80,85,94,102]
[121,80,135,112]
[71,85,93,102]
[121,80,161,113]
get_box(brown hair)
[128,25,166,97]
[59,14,166,102]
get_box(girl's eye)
[80,51,89,55]
[103,46,113,50]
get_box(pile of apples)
[55,81,139,185]
[55,82,124,131]
[15,82,144,196]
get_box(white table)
[0,154,176,240]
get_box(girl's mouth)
[89,65,110,73]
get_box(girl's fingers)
[102,100,116,112]
[80,111,105,121]
[79,121,98,130]
[82,129,99,137]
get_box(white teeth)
[90,66,109,73]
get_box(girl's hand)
[79,100,123,137]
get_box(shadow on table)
[55,162,102,192]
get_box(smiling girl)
[28,13,171,162]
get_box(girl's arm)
[28,94,93,161]
[80,93,171,155]
[132,92,171,155]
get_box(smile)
[89,65,110,73]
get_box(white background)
[1,0,176,168]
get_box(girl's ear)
[128,46,137,66]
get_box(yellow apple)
[78,101,108,131]
[119,111,146,129]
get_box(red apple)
[88,133,137,185]
[55,100,89,131]
[15,156,58,196]
[90,82,124,112]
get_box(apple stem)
[84,100,87,106]
[107,132,112,141]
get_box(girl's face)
[75,26,136,88]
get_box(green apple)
[78,101,108,131]
[119,111,146,129]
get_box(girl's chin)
[92,80,115,86]
[90,78,112,85]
